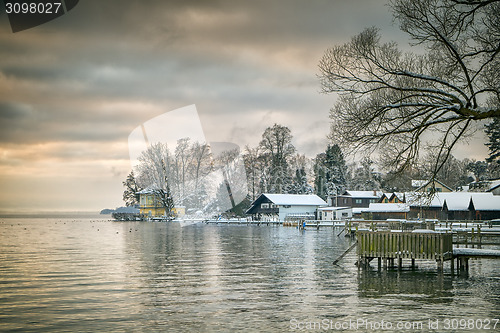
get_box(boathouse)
[366,203,409,220]
[317,206,352,220]
[406,192,500,220]
[246,193,327,221]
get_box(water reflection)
[1,218,499,332]
[357,270,454,303]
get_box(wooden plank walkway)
[205,220,282,225]
[451,248,500,273]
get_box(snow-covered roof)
[472,195,500,211]
[352,207,369,214]
[394,192,405,201]
[262,193,327,206]
[344,190,382,198]
[368,203,409,213]
[488,179,500,192]
[406,192,497,211]
[317,206,351,211]
[137,186,161,194]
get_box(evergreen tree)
[466,160,488,182]
[486,118,500,163]
[122,171,142,207]
[313,153,327,200]
[314,144,348,200]
[485,118,500,178]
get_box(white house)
[246,193,327,221]
[317,206,352,220]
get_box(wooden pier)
[357,231,453,270]
[356,230,500,273]
[205,219,282,226]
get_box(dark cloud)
[2,0,485,211]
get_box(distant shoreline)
[0,211,104,218]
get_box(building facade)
[246,193,327,221]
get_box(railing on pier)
[357,231,453,261]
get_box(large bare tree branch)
[319,0,499,181]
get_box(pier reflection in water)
[0,217,499,332]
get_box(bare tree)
[243,145,261,201]
[319,0,500,182]
[136,142,175,217]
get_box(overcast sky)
[0,0,490,213]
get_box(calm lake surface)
[0,216,499,332]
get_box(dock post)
[411,258,415,269]
[389,258,395,268]
[437,259,443,272]
[398,258,402,270]
[383,257,388,269]
[459,258,466,271]
[378,257,382,271]
[478,226,482,249]
[450,257,454,274]
[471,228,475,248]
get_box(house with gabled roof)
[406,192,500,220]
[379,192,405,204]
[470,194,500,220]
[137,187,185,218]
[246,193,327,221]
[412,179,453,193]
[317,206,352,220]
[332,190,382,208]
[367,203,409,220]
[487,179,500,195]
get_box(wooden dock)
[356,230,500,273]
[357,231,453,270]
[205,219,282,225]
[451,248,500,273]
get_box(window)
[342,212,348,217]
[261,203,269,209]
[384,198,389,203]
[355,199,362,204]
[394,198,399,203]
[283,205,291,208]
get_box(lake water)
[0,216,499,332]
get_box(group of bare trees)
[124,138,245,216]
[243,124,313,201]
[135,139,213,211]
